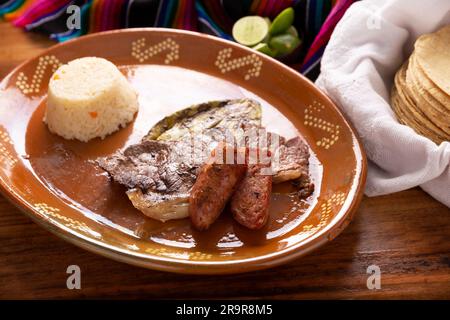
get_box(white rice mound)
[45,57,139,142]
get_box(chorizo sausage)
[230,162,272,230]
[189,145,246,230]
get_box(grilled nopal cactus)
[144,99,262,141]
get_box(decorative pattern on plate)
[145,247,213,261]
[187,251,213,261]
[215,48,262,80]
[0,128,17,168]
[16,55,62,95]
[302,191,346,233]
[0,145,16,168]
[131,38,180,64]
[145,247,169,255]
[0,130,12,145]
[33,203,92,235]
[304,101,340,149]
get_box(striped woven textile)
[0,0,356,80]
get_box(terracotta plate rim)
[0,28,367,274]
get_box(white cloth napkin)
[315,0,450,207]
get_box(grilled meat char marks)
[97,138,203,221]
[98,139,198,194]
[97,140,172,190]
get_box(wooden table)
[0,22,449,300]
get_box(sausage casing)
[189,146,246,230]
[230,163,272,230]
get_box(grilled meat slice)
[272,136,310,184]
[97,140,173,191]
[97,138,206,221]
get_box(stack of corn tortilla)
[391,25,450,144]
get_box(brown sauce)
[25,65,321,254]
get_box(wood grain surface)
[0,22,449,300]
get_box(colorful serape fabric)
[0,0,357,80]
[300,0,355,79]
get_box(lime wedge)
[261,17,272,43]
[252,43,277,57]
[269,7,294,36]
[232,16,269,46]
[269,34,301,55]
[286,25,299,38]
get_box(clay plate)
[0,29,366,274]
